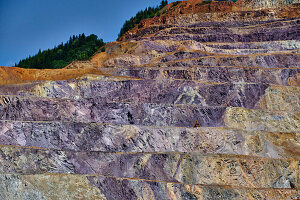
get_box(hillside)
[16,34,105,69]
[118,0,168,39]
[0,0,299,199]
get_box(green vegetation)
[17,1,169,69]
[117,0,168,40]
[171,1,181,7]
[16,0,240,69]
[16,34,105,69]
[202,0,212,4]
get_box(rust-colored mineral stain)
[0,66,106,85]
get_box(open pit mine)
[0,0,299,199]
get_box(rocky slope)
[0,0,299,199]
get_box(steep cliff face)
[0,0,299,199]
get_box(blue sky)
[0,0,177,66]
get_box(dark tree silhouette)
[118,0,168,39]
[16,34,105,69]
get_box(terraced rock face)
[0,0,299,199]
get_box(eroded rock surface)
[0,0,299,199]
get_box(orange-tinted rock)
[0,66,105,85]
[0,0,299,199]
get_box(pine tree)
[16,34,105,69]
[117,0,169,40]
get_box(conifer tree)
[117,0,168,39]
[16,33,105,69]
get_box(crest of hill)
[117,0,299,42]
